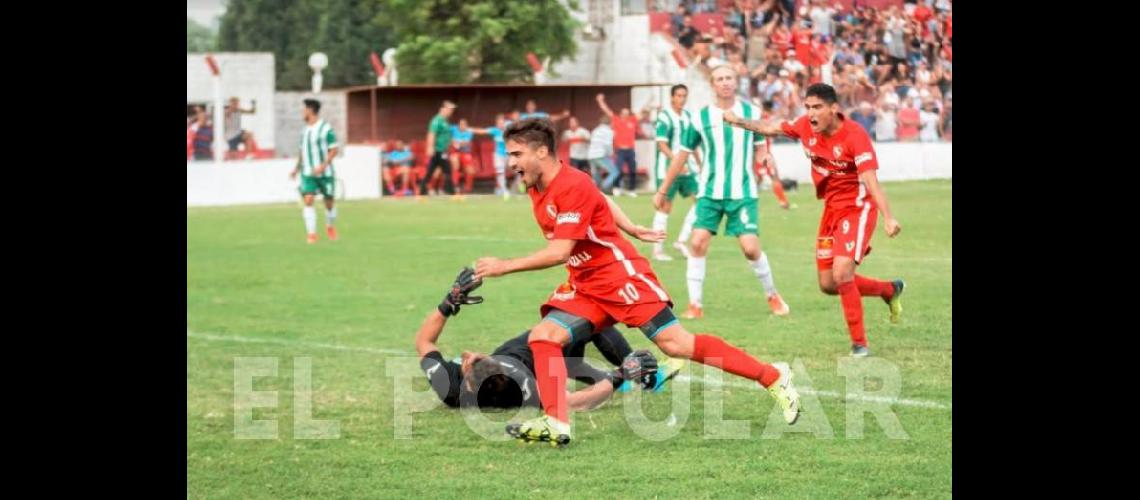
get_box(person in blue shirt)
[449,119,479,195]
[469,114,512,200]
[384,139,414,196]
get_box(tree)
[219,0,395,90]
[384,0,581,84]
[187,17,217,53]
[216,0,577,88]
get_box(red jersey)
[528,165,658,299]
[770,29,791,54]
[792,28,814,66]
[913,5,933,36]
[612,116,638,149]
[781,115,880,210]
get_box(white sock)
[686,256,706,307]
[303,206,317,235]
[678,205,697,243]
[652,211,669,252]
[750,252,777,296]
[326,207,337,228]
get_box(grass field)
[187,179,952,498]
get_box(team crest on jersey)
[809,137,818,146]
[552,282,576,301]
[817,237,834,260]
[833,145,843,159]
[845,241,856,252]
[545,204,557,219]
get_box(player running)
[723,83,904,357]
[473,119,800,447]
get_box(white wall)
[275,91,348,158]
[187,53,277,150]
[770,142,953,183]
[187,145,381,207]
[646,142,952,186]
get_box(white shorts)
[493,154,506,174]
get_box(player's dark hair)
[504,118,556,155]
[303,99,321,113]
[670,84,688,96]
[805,83,839,104]
[467,359,522,409]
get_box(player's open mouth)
[810,119,818,127]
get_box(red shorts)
[450,152,474,168]
[816,204,877,271]
[540,272,673,331]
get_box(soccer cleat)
[652,356,687,393]
[887,279,905,324]
[681,304,703,319]
[505,415,571,447]
[851,344,870,358]
[326,226,339,241]
[673,241,692,259]
[306,233,318,244]
[612,187,623,197]
[766,362,801,424]
[652,249,674,261]
[767,293,790,316]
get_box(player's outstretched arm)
[415,267,485,357]
[859,170,901,238]
[566,380,615,411]
[474,239,577,279]
[653,149,692,211]
[606,196,665,243]
[414,310,448,358]
[723,111,784,136]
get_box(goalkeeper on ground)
[414,268,683,410]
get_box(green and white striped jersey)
[680,100,766,200]
[300,119,337,178]
[655,107,699,180]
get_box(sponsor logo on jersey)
[556,212,581,225]
[552,282,576,301]
[817,237,834,260]
[567,251,593,267]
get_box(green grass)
[187,180,952,498]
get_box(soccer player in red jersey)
[724,83,904,358]
[474,119,801,446]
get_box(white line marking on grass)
[187,331,950,411]
[186,331,411,356]
[674,374,950,410]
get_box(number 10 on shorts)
[618,282,640,304]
